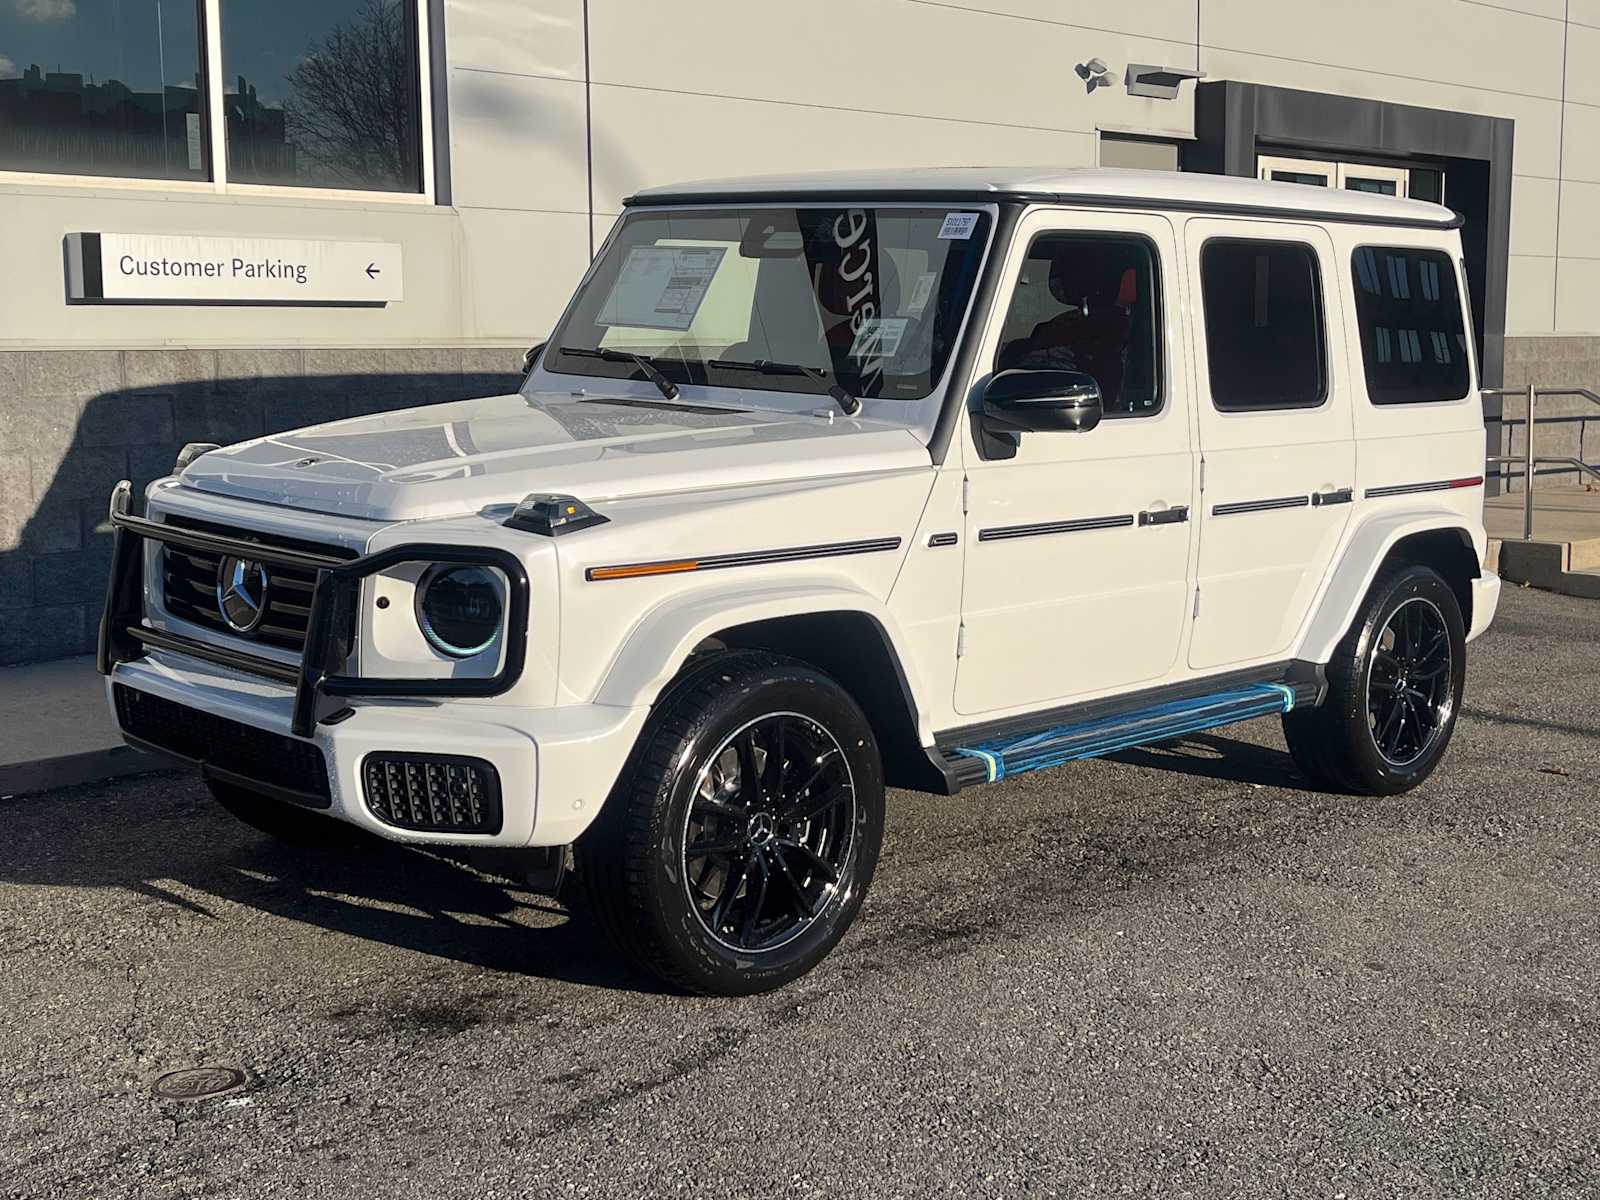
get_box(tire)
[575,650,885,996]
[1284,563,1467,796]
[207,779,372,850]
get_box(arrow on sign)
[366,263,380,279]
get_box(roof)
[626,166,1459,230]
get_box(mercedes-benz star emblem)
[216,556,270,634]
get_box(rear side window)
[1200,239,1326,411]
[1351,247,1470,404]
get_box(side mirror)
[522,342,547,375]
[981,369,1104,434]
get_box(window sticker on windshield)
[597,245,727,331]
[849,317,909,361]
[938,212,980,240]
[904,271,938,316]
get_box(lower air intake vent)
[362,753,503,834]
[114,684,330,805]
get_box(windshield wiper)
[564,347,680,401]
[712,358,861,416]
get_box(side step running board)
[938,681,1306,786]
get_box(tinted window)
[0,0,207,181]
[1351,247,1470,404]
[995,234,1162,416]
[220,0,422,192]
[1200,240,1326,411]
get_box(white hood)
[177,390,932,521]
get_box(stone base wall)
[1497,336,1600,493]
[0,347,526,666]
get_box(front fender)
[1297,509,1482,664]
[592,581,934,743]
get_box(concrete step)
[1493,536,1600,599]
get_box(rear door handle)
[1311,487,1354,507]
[1138,505,1190,527]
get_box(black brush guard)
[97,481,531,739]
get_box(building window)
[1351,247,1470,405]
[0,0,207,181]
[1200,239,1327,411]
[0,0,428,194]
[220,0,421,192]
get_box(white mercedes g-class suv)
[101,168,1499,995]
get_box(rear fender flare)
[1297,510,1481,664]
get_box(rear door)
[1185,220,1356,671]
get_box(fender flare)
[591,581,936,745]
[1297,509,1481,664]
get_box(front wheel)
[1284,564,1467,795]
[576,651,884,996]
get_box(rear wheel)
[207,779,371,849]
[576,651,884,996]
[1284,563,1466,795]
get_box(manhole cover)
[151,1066,248,1102]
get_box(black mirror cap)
[981,368,1103,433]
[522,342,547,374]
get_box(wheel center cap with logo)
[216,556,270,634]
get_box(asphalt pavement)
[2,583,1597,1199]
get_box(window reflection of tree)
[282,0,418,191]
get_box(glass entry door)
[1258,155,1414,198]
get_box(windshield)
[544,205,993,402]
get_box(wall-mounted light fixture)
[1124,64,1205,99]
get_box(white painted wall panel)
[921,0,1198,46]
[444,0,585,80]
[1506,253,1557,334]
[1202,0,1564,101]
[587,0,1196,146]
[456,208,592,340]
[1511,175,1560,257]
[587,84,1096,213]
[1555,256,1600,332]
[448,69,589,214]
[1559,102,1600,184]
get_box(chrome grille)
[160,515,356,654]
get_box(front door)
[955,210,1195,716]
[1185,220,1357,671]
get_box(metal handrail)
[1481,385,1600,540]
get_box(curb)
[0,744,182,799]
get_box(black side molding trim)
[1211,495,1310,517]
[587,536,903,581]
[977,514,1134,542]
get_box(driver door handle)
[1138,505,1190,527]
[1311,487,1354,507]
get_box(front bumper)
[1468,570,1501,643]
[109,652,648,847]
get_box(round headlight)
[415,565,503,658]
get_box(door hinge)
[1199,457,1207,494]
[956,622,967,658]
[1192,587,1201,619]
[961,476,970,515]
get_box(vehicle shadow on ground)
[1106,730,1309,789]
[0,773,670,994]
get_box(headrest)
[1047,246,1137,311]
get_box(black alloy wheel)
[682,712,857,953]
[576,651,885,996]
[1365,596,1455,768]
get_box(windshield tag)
[905,271,937,315]
[938,212,979,240]
[849,317,908,361]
